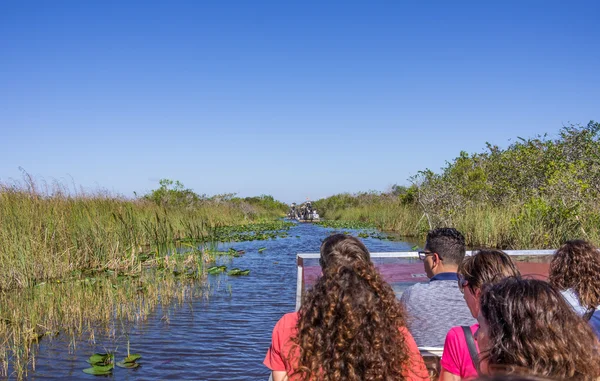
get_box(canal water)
[29,222,421,380]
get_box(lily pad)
[122,354,142,363]
[258,247,266,253]
[227,268,250,276]
[116,361,140,369]
[207,265,227,275]
[87,353,113,366]
[83,364,114,375]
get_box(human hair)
[479,277,600,380]
[425,227,466,265]
[291,234,411,380]
[458,249,521,291]
[549,239,600,310]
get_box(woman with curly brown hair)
[264,234,429,381]
[549,239,600,321]
[477,277,600,380]
[439,249,521,381]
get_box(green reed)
[320,201,600,249]
[0,185,282,292]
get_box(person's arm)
[271,370,288,381]
[264,315,291,378]
[438,367,462,381]
[399,327,430,381]
[439,326,476,381]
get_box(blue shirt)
[430,272,460,282]
[400,272,475,347]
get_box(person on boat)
[439,249,521,381]
[264,234,429,381]
[312,209,319,219]
[549,239,600,334]
[303,200,312,220]
[477,277,600,380]
[288,203,296,219]
[400,228,474,347]
[298,203,307,220]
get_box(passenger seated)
[400,228,474,347]
[549,239,600,327]
[264,234,429,381]
[439,249,521,381]
[477,278,600,380]
[312,209,319,219]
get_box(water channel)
[29,222,420,380]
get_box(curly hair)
[458,249,521,291]
[479,278,600,380]
[549,239,600,311]
[290,234,412,381]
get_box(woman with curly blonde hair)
[264,234,429,381]
[549,239,600,321]
[477,278,600,380]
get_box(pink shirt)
[440,323,480,379]
[264,311,429,380]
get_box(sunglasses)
[417,250,435,260]
[417,250,444,261]
[457,274,469,293]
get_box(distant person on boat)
[439,250,521,381]
[477,277,600,380]
[400,228,474,347]
[549,239,600,334]
[312,209,319,219]
[303,200,312,220]
[299,203,307,220]
[289,203,297,219]
[264,234,429,381]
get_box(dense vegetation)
[314,121,600,249]
[0,177,287,291]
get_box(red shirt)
[264,312,430,380]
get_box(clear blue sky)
[1,1,598,203]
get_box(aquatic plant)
[83,352,114,375]
[227,268,250,276]
[207,265,227,275]
[116,354,141,369]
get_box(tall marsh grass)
[317,201,600,249]
[0,182,281,292]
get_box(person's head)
[549,239,600,310]
[293,234,412,380]
[421,227,466,277]
[458,249,521,318]
[318,233,371,271]
[477,277,600,380]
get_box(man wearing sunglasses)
[400,228,475,347]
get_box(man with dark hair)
[400,228,475,347]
